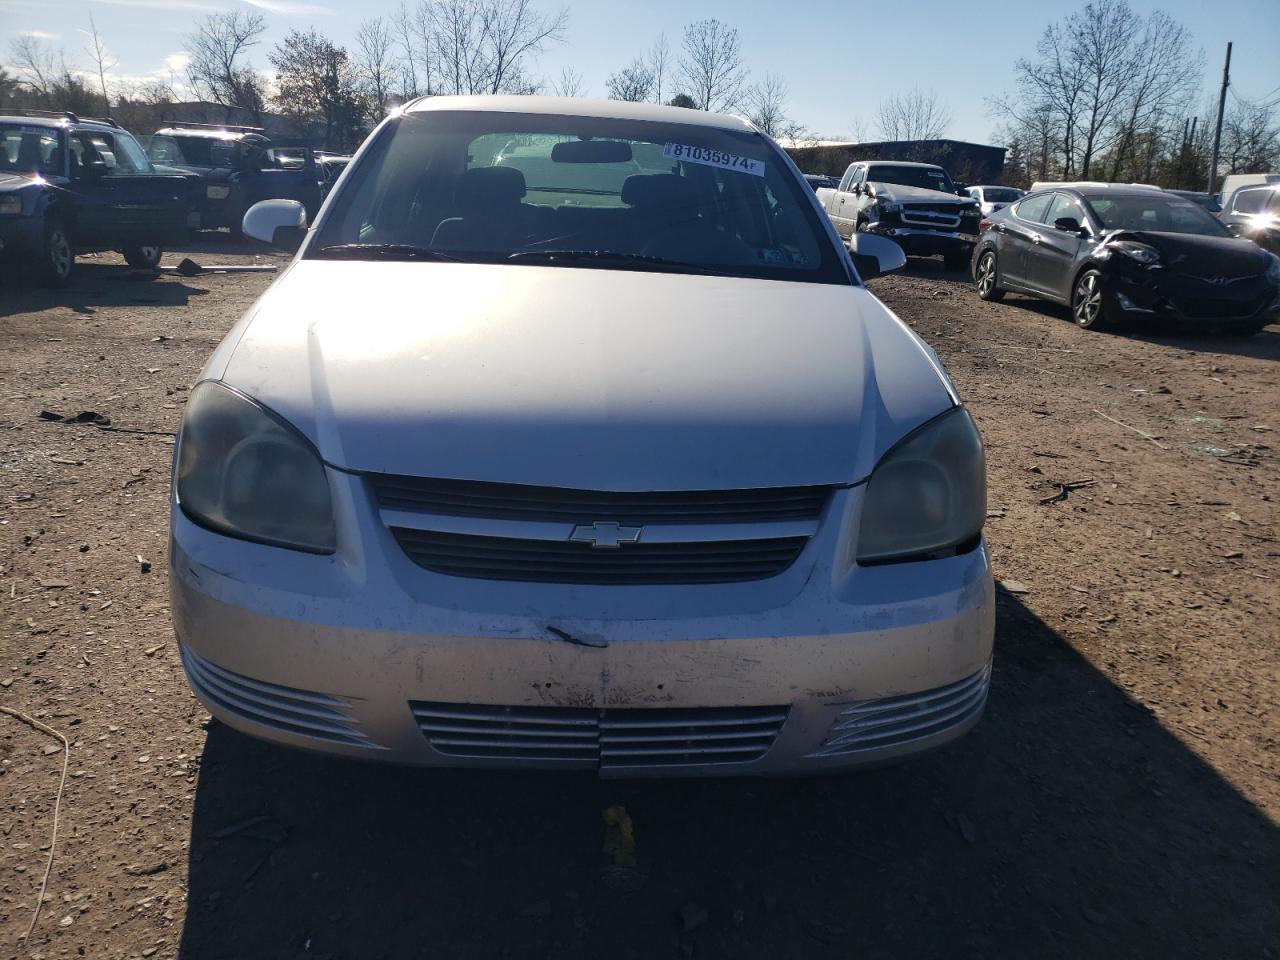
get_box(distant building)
[783,138,1008,185]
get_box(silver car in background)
[170,96,995,776]
[967,184,1025,217]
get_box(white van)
[1219,173,1280,207]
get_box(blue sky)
[2,0,1278,143]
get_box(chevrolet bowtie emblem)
[569,521,642,549]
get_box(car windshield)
[1085,195,1230,236]
[148,135,238,168]
[0,123,62,175]
[984,188,1021,202]
[867,165,955,193]
[309,110,848,284]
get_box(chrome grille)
[370,476,831,524]
[181,645,378,749]
[901,205,962,229]
[390,528,808,584]
[808,662,991,758]
[411,702,789,768]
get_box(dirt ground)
[1,242,1276,960]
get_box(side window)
[77,132,150,176]
[1045,193,1085,228]
[851,166,865,187]
[1232,189,1266,214]
[838,165,856,193]
[1013,193,1053,223]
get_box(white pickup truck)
[815,160,981,271]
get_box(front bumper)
[866,223,976,258]
[1107,270,1280,330]
[0,215,44,262]
[170,473,996,777]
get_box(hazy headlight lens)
[206,185,231,200]
[856,407,986,564]
[0,195,22,215]
[176,382,335,553]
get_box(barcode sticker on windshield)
[663,143,764,177]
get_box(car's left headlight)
[855,407,986,564]
[176,381,336,553]
[881,202,903,214]
[0,195,23,215]
[1109,240,1160,264]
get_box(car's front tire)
[975,249,1005,301]
[123,244,163,270]
[1072,268,1112,330]
[39,219,74,287]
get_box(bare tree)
[746,73,789,137]
[990,0,1203,183]
[8,35,58,98]
[356,16,399,117]
[478,0,568,95]
[877,87,950,141]
[605,58,653,102]
[647,33,668,104]
[184,11,267,121]
[85,12,116,106]
[1105,11,1199,180]
[677,19,746,112]
[552,65,583,97]
[392,2,422,98]
[1221,96,1280,174]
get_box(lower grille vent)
[410,702,789,768]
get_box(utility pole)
[1207,42,1232,197]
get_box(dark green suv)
[0,111,190,285]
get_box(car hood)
[869,182,970,205]
[212,262,956,490]
[1107,230,1273,274]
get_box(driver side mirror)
[243,198,307,251]
[82,158,109,178]
[847,232,907,280]
[1054,216,1086,236]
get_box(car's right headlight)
[0,195,23,215]
[176,381,335,553]
[855,407,986,564]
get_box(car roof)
[0,114,120,133]
[863,160,945,169]
[154,127,263,141]
[401,95,758,133]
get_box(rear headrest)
[458,165,527,209]
[622,174,699,210]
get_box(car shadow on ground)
[993,294,1280,359]
[176,590,1275,959]
[897,257,973,283]
[0,266,209,318]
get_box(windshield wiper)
[505,250,728,275]
[313,243,465,262]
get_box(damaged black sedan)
[972,185,1280,335]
